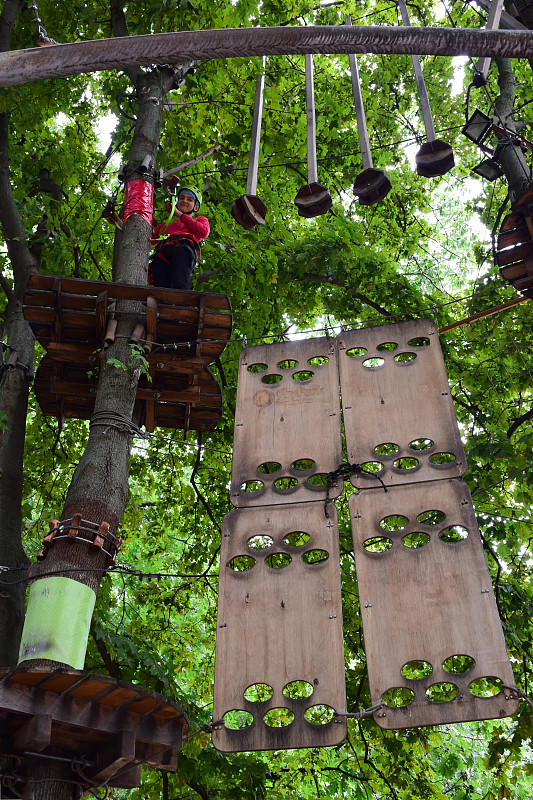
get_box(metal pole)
[346,18,373,172]
[246,57,265,196]
[305,54,318,185]
[476,0,505,82]
[397,0,436,142]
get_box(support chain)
[29,0,58,46]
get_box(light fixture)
[462,110,493,146]
[472,158,504,181]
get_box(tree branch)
[507,407,533,438]
[297,272,392,316]
[163,144,223,178]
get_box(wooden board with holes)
[337,320,466,488]
[349,480,518,729]
[213,503,347,752]
[230,338,342,507]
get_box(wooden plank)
[135,741,178,770]
[213,502,347,752]
[13,714,52,752]
[95,291,108,344]
[338,320,466,488]
[230,337,343,507]
[90,729,136,782]
[25,275,231,311]
[497,227,530,248]
[349,480,518,729]
[496,240,533,267]
[500,212,524,232]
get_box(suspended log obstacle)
[213,321,517,752]
[0,667,188,794]
[23,275,232,434]
[496,190,533,297]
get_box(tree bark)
[494,57,531,201]
[0,2,38,668]
[3,25,533,87]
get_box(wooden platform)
[0,667,189,790]
[23,275,232,433]
[496,195,533,298]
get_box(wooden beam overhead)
[2,26,533,87]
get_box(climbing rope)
[324,462,387,517]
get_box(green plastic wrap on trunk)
[18,576,96,669]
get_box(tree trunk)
[16,65,174,800]
[0,109,36,667]
[494,57,531,201]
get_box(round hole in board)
[401,660,433,680]
[380,515,409,531]
[442,655,476,674]
[224,710,254,729]
[263,708,295,727]
[381,687,415,708]
[401,532,430,549]
[302,549,329,565]
[228,555,256,572]
[244,683,274,702]
[293,370,314,382]
[291,458,316,471]
[304,705,336,724]
[439,525,469,543]
[417,510,446,525]
[360,461,384,474]
[273,476,298,491]
[261,373,283,385]
[429,452,456,466]
[362,357,385,369]
[277,359,298,369]
[409,438,434,451]
[394,352,417,364]
[257,462,282,475]
[468,677,502,698]
[308,473,328,486]
[283,531,310,547]
[283,680,314,700]
[408,337,430,347]
[425,682,458,703]
[308,355,329,366]
[393,457,419,471]
[374,442,400,456]
[240,480,264,493]
[247,535,274,551]
[247,363,268,373]
[265,552,292,569]
[346,347,367,358]
[376,341,398,352]
[363,537,393,554]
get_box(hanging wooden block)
[230,337,343,507]
[349,480,518,729]
[213,502,347,752]
[338,320,466,488]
